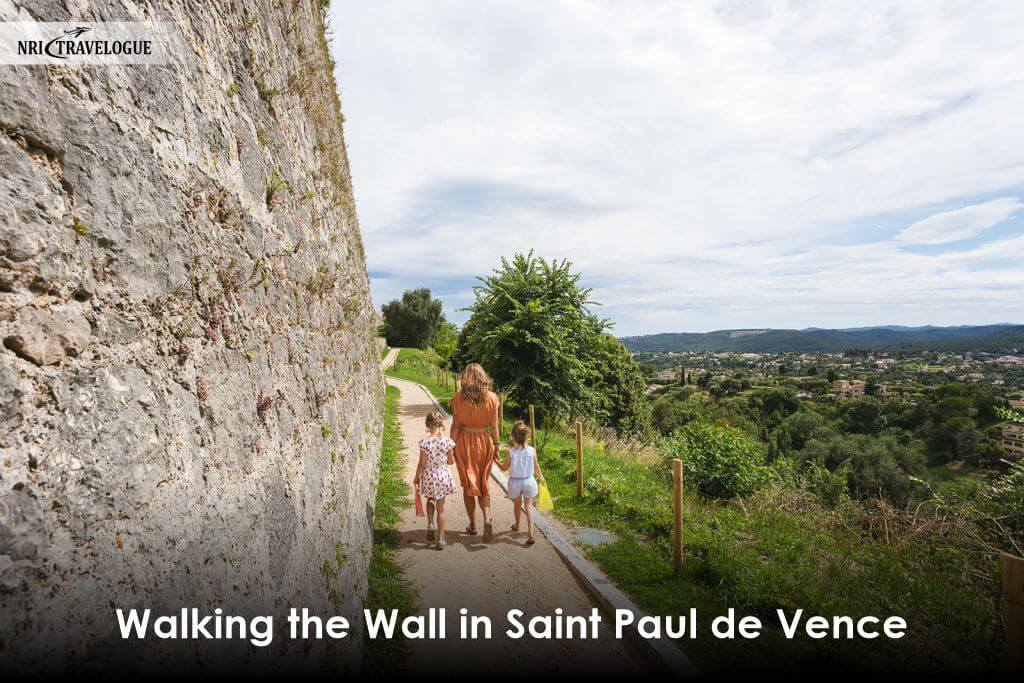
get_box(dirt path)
[381,347,399,370]
[385,375,644,676]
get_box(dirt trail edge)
[383,375,646,675]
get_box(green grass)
[384,348,455,411]
[363,385,417,674]
[530,424,1003,673]
[380,346,389,360]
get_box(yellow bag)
[536,482,554,512]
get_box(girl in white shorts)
[497,421,545,545]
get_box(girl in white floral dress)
[413,411,458,549]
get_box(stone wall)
[0,0,382,674]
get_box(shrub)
[664,421,767,499]
[803,458,850,508]
[983,459,1024,545]
[584,473,616,504]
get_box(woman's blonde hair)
[459,363,492,405]
[510,421,530,447]
[425,411,445,430]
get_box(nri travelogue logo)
[0,22,173,65]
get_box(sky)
[328,0,1024,336]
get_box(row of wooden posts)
[437,365,1022,669]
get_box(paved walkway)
[384,374,644,675]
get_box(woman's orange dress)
[449,390,499,497]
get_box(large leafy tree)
[380,288,444,349]
[455,253,605,425]
[591,333,653,438]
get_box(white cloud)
[328,0,1024,334]
[896,197,1022,245]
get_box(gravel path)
[385,375,644,676]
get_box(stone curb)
[387,375,699,677]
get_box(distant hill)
[620,324,1024,354]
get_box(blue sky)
[329,1,1024,335]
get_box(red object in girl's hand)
[414,485,425,517]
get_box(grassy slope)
[530,424,1002,673]
[363,385,417,674]
[384,348,455,411]
[387,350,1003,673]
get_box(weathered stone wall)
[0,0,382,674]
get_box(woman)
[449,363,501,542]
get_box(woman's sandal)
[464,526,478,535]
[511,524,519,533]
[526,536,536,546]
[435,540,446,550]
[483,521,494,543]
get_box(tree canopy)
[380,288,444,349]
[454,252,650,436]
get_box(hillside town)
[637,348,1024,460]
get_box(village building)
[833,379,866,398]
[1001,422,1024,461]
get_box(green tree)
[707,375,748,399]
[380,288,444,349]
[455,253,605,424]
[799,433,925,504]
[591,334,653,438]
[838,396,885,434]
[927,416,991,464]
[746,386,801,430]
[431,320,458,368]
[775,410,831,454]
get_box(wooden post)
[672,458,683,574]
[1003,552,1024,672]
[575,421,584,498]
[528,404,536,449]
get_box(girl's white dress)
[506,445,539,500]
[418,435,458,500]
